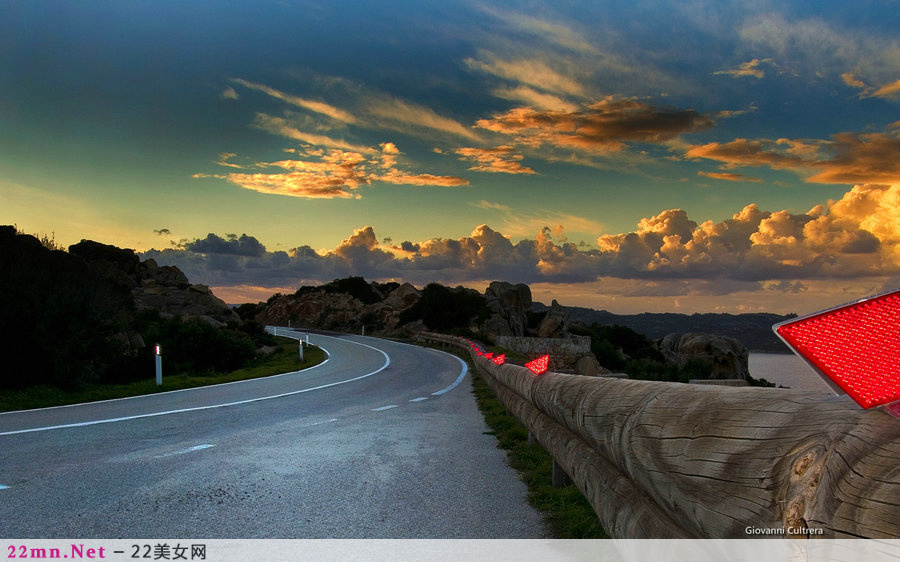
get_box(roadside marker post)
[773,288,900,416]
[155,343,162,386]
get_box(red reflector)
[774,289,900,409]
[477,351,483,356]
[525,355,550,375]
[493,354,506,366]
[483,352,493,359]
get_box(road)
[0,331,547,538]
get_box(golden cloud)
[455,146,536,174]
[687,129,900,185]
[714,59,770,79]
[698,171,763,182]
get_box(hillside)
[532,302,794,352]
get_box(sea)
[748,352,835,393]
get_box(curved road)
[0,331,547,538]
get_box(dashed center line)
[372,405,399,411]
[308,418,339,426]
[0,485,9,490]
[154,443,216,459]
[409,397,429,402]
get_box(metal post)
[298,339,304,362]
[362,325,365,336]
[305,331,309,345]
[155,344,162,386]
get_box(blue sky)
[2,1,900,313]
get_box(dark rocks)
[537,299,570,338]
[255,281,421,335]
[482,281,532,339]
[658,332,750,380]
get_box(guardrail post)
[552,460,572,488]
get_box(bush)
[133,310,258,378]
[399,282,489,331]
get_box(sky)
[2,1,900,314]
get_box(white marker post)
[155,344,162,386]
[298,339,304,362]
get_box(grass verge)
[470,366,608,538]
[0,337,325,412]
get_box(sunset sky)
[3,1,900,314]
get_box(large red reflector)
[525,355,550,375]
[492,354,506,366]
[774,289,900,409]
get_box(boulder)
[483,281,531,339]
[574,354,608,377]
[658,332,750,380]
[537,299,570,338]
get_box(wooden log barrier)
[417,332,900,539]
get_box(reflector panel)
[774,289,900,409]
[525,355,550,375]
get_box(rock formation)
[537,299,570,338]
[482,281,532,339]
[657,332,750,380]
[255,282,421,334]
[69,240,239,326]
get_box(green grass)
[470,365,609,538]
[0,337,325,412]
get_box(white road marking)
[308,418,339,426]
[0,336,391,436]
[0,485,9,490]
[431,355,468,396]
[154,443,216,459]
[372,405,399,411]
[409,397,429,402]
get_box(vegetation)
[399,282,489,332]
[0,225,282,393]
[0,337,325,412]
[466,352,607,538]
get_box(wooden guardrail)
[418,332,900,539]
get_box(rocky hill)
[0,226,252,390]
[532,302,793,352]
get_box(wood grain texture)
[418,332,900,539]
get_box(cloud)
[375,170,469,187]
[872,79,900,99]
[231,78,356,123]
[199,144,467,199]
[186,233,267,257]
[738,14,900,87]
[492,86,580,113]
[153,228,171,236]
[476,97,714,154]
[466,53,586,97]
[714,59,771,79]
[455,146,536,174]
[146,184,900,296]
[698,170,763,182]
[220,87,239,100]
[686,128,900,185]
[596,184,900,280]
[250,113,374,154]
[842,74,900,100]
[478,7,600,55]
[365,96,482,142]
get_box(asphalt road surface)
[0,331,548,538]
